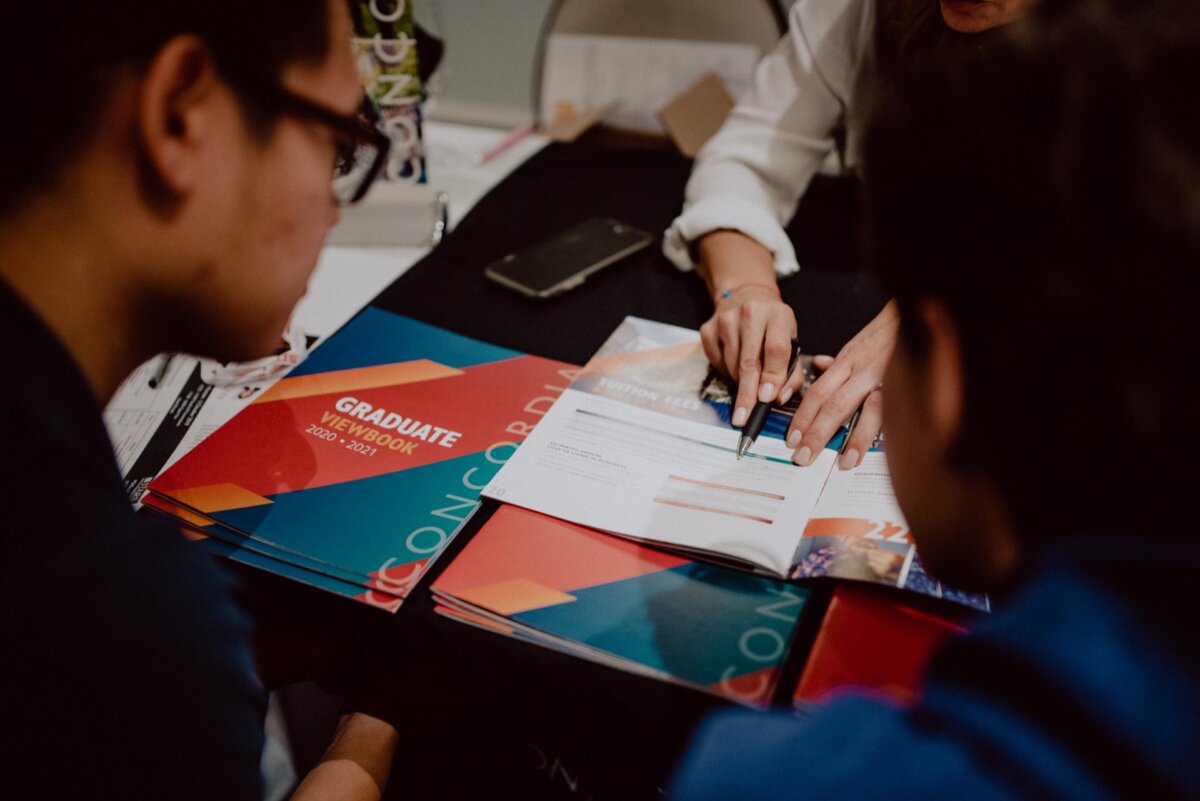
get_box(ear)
[135,35,221,196]
[916,299,966,457]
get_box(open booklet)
[484,317,988,611]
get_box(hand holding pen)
[735,349,882,469]
[736,339,802,459]
[695,236,892,469]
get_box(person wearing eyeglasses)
[0,1,395,799]
[664,0,1036,471]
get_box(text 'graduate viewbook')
[432,505,808,706]
[148,306,578,611]
[483,316,987,611]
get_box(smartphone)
[484,217,652,299]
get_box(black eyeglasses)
[260,89,392,205]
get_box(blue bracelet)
[716,282,780,303]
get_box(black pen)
[148,353,175,389]
[839,404,864,457]
[736,339,801,460]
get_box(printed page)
[804,450,910,540]
[484,318,837,577]
[792,449,914,584]
[792,448,990,611]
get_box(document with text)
[485,317,837,577]
[484,317,989,610]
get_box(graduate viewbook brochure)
[483,316,988,611]
[146,306,577,612]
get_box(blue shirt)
[0,278,266,798]
[671,536,1200,800]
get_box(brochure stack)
[146,306,576,611]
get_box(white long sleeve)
[663,0,874,276]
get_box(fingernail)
[839,448,859,470]
[757,383,775,403]
[794,445,813,466]
[786,429,802,448]
[732,407,748,426]
[778,387,792,404]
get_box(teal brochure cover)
[433,505,808,705]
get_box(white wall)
[415,0,557,127]
[414,0,795,128]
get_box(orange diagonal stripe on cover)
[168,483,274,514]
[802,517,876,538]
[582,342,701,375]
[143,493,215,528]
[455,578,576,616]
[256,359,464,403]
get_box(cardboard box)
[658,73,736,157]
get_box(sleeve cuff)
[662,196,801,278]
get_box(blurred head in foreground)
[866,0,1199,590]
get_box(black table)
[248,138,887,800]
[374,140,882,363]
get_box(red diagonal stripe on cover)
[152,355,574,497]
[433,506,689,595]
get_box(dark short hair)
[0,0,334,216]
[864,0,1200,538]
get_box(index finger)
[757,328,796,403]
[730,314,769,426]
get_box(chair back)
[537,0,786,135]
